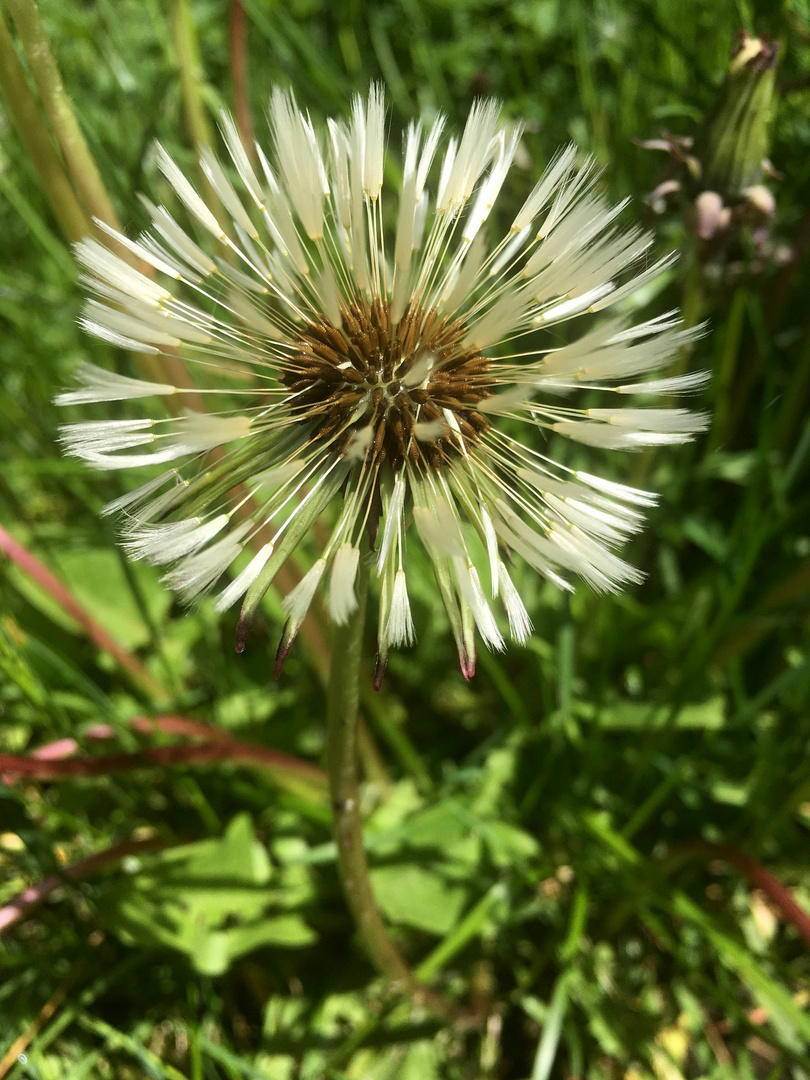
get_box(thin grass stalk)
[168,0,225,227]
[169,0,214,148]
[0,957,90,1077]
[5,0,122,232]
[0,8,89,242]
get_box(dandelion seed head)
[284,298,493,472]
[56,87,707,680]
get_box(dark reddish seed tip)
[235,615,253,653]
[373,651,387,691]
[274,620,296,678]
[460,647,476,681]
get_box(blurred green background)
[1,0,810,1077]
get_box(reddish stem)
[693,841,810,950]
[0,836,165,933]
[84,717,232,743]
[0,718,328,937]
[229,1,255,160]
[131,713,239,741]
[0,525,167,700]
[0,737,326,789]
[28,716,245,764]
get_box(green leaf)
[672,892,810,1051]
[398,1040,441,1080]
[370,863,470,935]
[98,814,316,975]
[393,800,469,848]
[56,546,170,649]
[479,820,541,867]
[592,696,726,730]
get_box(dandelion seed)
[57,86,708,680]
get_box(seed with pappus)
[57,86,708,684]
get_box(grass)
[1,0,810,1076]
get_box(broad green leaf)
[370,863,470,935]
[393,800,469,848]
[592,696,726,730]
[479,820,541,867]
[98,814,315,975]
[51,546,169,649]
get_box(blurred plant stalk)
[0,0,206,397]
[0,4,89,242]
[0,0,331,677]
[635,31,781,461]
[3,0,122,231]
[325,558,457,1018]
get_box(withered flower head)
[57,87,707,681]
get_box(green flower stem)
[169,0,213,148]
[0,8,88,242]
[706,286,746,454]
[325,559,452,1015]
[5,0,121,232]
[326,560,409,980]
[168,0,224,225]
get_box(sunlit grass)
[2,0,809,1077]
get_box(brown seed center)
[283,298,493,471]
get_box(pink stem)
[229,1,254,159]
[0,737,326,788]
[0,524,166,700]
[692,840,810,950]
[0,836,165,933]
[0,721,328,936]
